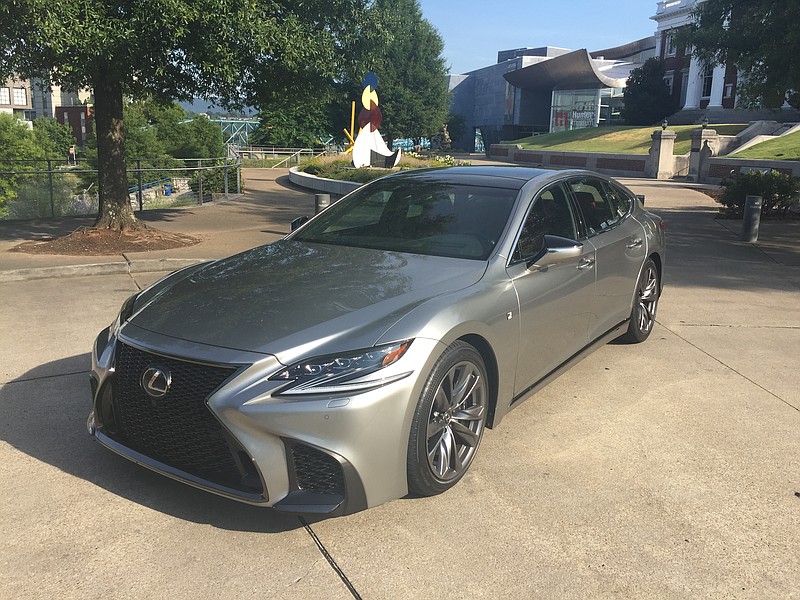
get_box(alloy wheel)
[635,263,659,334]
[425,360,487,482]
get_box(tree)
[122,99,225,159]
[446,113,467,150]
[621,58,676,126]
[32,117,74,158]
[681,0,800,109]
[0,1,368,230]
[251,0,449,148]
[251,102,335,148]
[368,0,450,142]
[250,2,386,149]
[0,113,66,217]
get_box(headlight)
[270,340,413,395]
[110,292,139,334]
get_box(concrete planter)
[288,167,362,196]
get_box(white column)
[683,56,702,109]
[594,90,602,126]
[707,63,726,108]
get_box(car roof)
[385,165,575,190]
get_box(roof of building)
[589,36,656,61]
[503,49,629,91]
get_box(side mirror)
[290,216,310,231]
[528,235,582,270]
[636,194,646,205]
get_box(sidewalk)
[0,168,315,281]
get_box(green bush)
[5,172,85,219]
[301,160,389,183]
[719,171,800,217]
[299,155,471,184]
[189,163,241,197]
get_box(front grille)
[105,342,262,496]
[291,444,345,496]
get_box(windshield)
[293,178,519,260]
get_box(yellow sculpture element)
[343,101,356,154]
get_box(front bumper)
[89,323,440,516]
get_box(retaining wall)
[288,166,361,196]
[704,158,800,184]
[490,145,652,178]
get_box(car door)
[507,182,596,397]
[567,176,647,341]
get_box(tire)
[407,341,489,496]
[619,258,660,344]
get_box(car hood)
[128,240,486,362]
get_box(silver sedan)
[88,166,665,516]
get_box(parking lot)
[1,171,798,599]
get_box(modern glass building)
[448,39,655,152]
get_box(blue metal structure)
[208,118,260,145]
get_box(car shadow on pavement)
[1,354,304,533]
[648,205,800,291]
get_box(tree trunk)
[93,70,139,230]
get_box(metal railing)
[233,146,327,166]
[0,157,242,221]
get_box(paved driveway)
[1,179,798,599]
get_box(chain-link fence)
[0,157,242,221]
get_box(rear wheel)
[619,258,660,343]
[407,341,488,496]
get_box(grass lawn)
[732,131,800,161]
[508,124,748,155]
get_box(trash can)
[315,193,331,214]
[164,183,172,196]
[742,195,762,242]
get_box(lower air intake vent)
[291,444,345,496]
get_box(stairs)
[667,107,800,125]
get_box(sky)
[417,0,659,75]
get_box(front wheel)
[619,258,660,344]
[407,341,489,496]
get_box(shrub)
[299,154,471,184]
[719,171,800,217]
[189,163,241,198]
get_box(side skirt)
[508,319,630,409]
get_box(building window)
[0,87,9,105]
[24,110,36,121]
[664,72,675,95]
[701,65,714,98]
[13,87,27,105]
[724,83,733,98]
[664,33,677,58]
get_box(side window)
[512,184,577,262]
[568,178,618,235]
[602,181,633,219]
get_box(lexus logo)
[141,366,172,399]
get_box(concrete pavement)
[0,169,314,280]
[1,169,798,599]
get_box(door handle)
[626,238,643,249]
[577,257,595,270]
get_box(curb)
[0,257,208,283]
